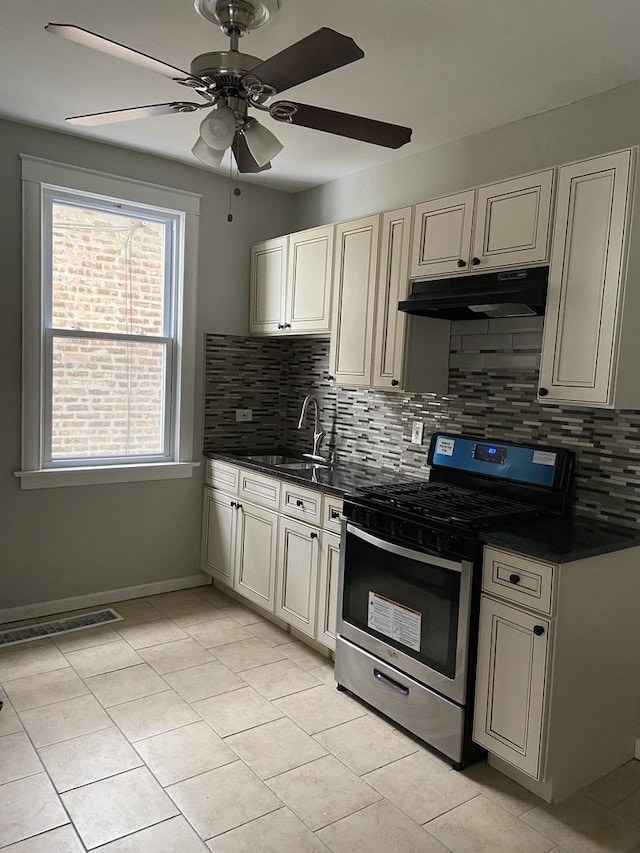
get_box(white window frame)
[18,156,201,489]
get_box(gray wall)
[0,118,293,611]
[292,78,640,228]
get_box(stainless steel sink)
[243,454,303,466]
[277,462,330,470]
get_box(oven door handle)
[374,669,409,696]
[346,523,464,572]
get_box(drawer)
[238,469,281,510]
[205,459,239,494]
[483,547,555,615]
[323,495,344,534]
[280,482,323,525]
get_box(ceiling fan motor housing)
[190,49,261,82]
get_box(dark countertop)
[482,516,640,563]
[204,448,425,497]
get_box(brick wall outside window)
[50,203,167,459]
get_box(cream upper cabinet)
[410,190,475,279]
[329,214,380,386]
[538,149,635,407]
[249,237,288,335]
[410,171,554,279]
[472,171,554,270]
[286,225,334,334]
[250,226,334,336]
[372,207,450,394]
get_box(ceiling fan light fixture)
[199,105,237,150]
[192,137,226,167]
[243,118,283,167]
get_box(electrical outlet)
[235,409,252,422]
[411,421,424,445]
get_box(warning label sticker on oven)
[435,437,455,457]
[368,592,421,652]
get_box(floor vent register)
[0,608,123,647]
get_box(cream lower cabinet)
[538,148,640,408]
[201,486,278,611]
[473,544,640,803]
[275,517,320,638]
[317,532,341,650]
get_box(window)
[19,157,200,488]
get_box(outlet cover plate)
[235,409,253,422]
[411,421,424,445]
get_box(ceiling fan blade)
[242,28,363,96]
[232,134,272,173]
[270,101,412,149]
[45,24,196,84]
[66,102,202,126]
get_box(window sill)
[15,462,200,490]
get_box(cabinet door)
[372,207,412,390]
[472,170,554,270]
[329,214,380,386]
[286,225,335,334]
[201,487,236,587]
[473,597,550,779]
[234,501,278,611]
[275,517,320,637]
[539,150,632,406]
[249,237,287,335]
[410,190,475,279]
[317,532,341,650]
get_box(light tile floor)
[1,586,640,852]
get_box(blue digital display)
[431,434,557,488]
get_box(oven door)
[337,523,473,706]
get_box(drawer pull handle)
[310,531,318,540]
[533,625,545,636]
[330,509,340,520]
[296,499,304,507]
[509,573,521,585]
[374,669,409,696]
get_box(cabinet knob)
[391,379,399,387]
[230,501,237,508]
[277,323,284,330]
[330,509,340,520]
[236,503,243,510]
[533,625,545,636]
[327,375,335,381]
[296,499,304,508]
[284,323,292,329]
[457,259,466,268]
[539,387,549,397]
[509,573,521,585]
[310,531,318,539]
[472,257,481,266]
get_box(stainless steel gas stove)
[335,432,574,768]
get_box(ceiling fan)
[46,0,412,174]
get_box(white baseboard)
[0,573,212,625]
[636,737,640,761]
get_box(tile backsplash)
[204,324,640,529]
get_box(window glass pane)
[51,337,166,459]
[51,202,167,335]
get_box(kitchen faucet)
[297,394,326,461]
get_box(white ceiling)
[2,1,640,192]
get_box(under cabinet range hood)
[398,266,549,321]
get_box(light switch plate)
[411,421,423,445]
[235,409,252,422]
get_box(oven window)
[342,530,460,679]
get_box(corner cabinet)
[538,149,640,407]
[250,225,334,336]
[473,544,640,803]
[329,209,449,393]
[410,170,554,278]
